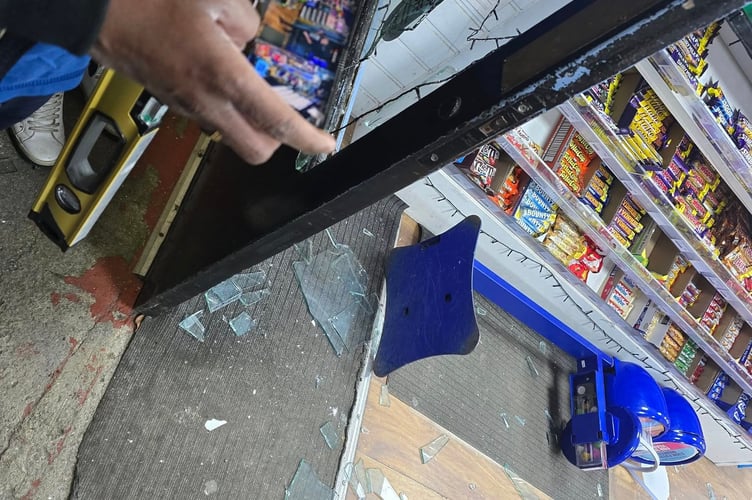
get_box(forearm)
[0,0,110,54]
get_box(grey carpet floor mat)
[71,196,406,499]
[387,292,609,499]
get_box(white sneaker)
[11,93,65,167]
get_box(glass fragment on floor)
[232,270,266,290]
[179,310,206,342]
[366,468,400,500]
[707,482,716,500]
[293,235,373,355]
[544,409,554,424]
[239,288,270,306]
[203,480,218,495]
[500,413,510,430]
[229,311,256,336]
[205,279,243,312]
[379,384,391,407]
[285,459,333,500]
[319,421,339,449]
[346,459,368,499]
[596,483,603,497]
[515,416,526,427]
[502,464,540,500]
[362,228,375,238]
[419,434,449,464]
[476,306,488,316]
[525,356,539,377]
[538,341,548,355]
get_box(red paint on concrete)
[76,365,104,406]
[47,426,72,464]
[15,342,39,359]
[63,293,81,303]
[45,337,79,391]
[50,292,61,306]
[19,479,40,500]
[64,256,142,329]
[22,402,33,418]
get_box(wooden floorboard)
[350,379,551,499]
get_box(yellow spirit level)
[29,69,167,250]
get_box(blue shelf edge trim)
[473,259,613,366]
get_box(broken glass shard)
[419,434,449,464]
[525,356,539,377]
[229,311,256,336]
[319,421,339,449]
[203,479,218,496]
[515,416,526,427]
[544,409,554,424]
[707,483,716,500]
[362,228,375,238]
[239,288,270,306]
[597,483,603,497]
[503,464,540,500]
[205,279,242,312]
[399,494,408,500]
[500,413,510,430]
[285,459,333,500]
[179,310,206,342]
[366,469,400,500]
[347,459,369,498]
[476,306,488,316]
[538,341,548,355]
[232,270,266,290]
[294,237,372,355]
[379,384,391,407]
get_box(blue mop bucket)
[605,360,670,439]
[630,388,705,466]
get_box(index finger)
[206,34,336,155]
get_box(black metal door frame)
[136,0,747,315]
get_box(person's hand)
[91,0,336,164]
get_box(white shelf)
[501,108,752,397]
[636,53,752,216]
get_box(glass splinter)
[419,434,449,464]
[239,288,270,306]
[205,279,242,312]
[500,413,510,429]
[232,270,266,290]
[229,311,256,336]
[179,310,206,342]
[349,459,368,497]
[476,306,488,316]
[285,459,333,500]
[525,356,539,377]
[319,421,339,449]
[366,468,400,500]
[515,416,526,426]
[362,228,375,238]
[379,384,391,407]
[539,341,548,355]
[544,409,554,424]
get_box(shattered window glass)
[294,232,374,355]
[285,459,333,500]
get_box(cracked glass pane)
[205,279,242,312]
[232,270,267,290]
[319,421,339,450]
[294,237,372,355]
[179,310,206,342]
[366,469,400,500]
[285,459,333,500]
[239,288,271,306]
[229,311,256,337]
[419,434,449,464]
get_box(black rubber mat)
[71,196,406,499]
[387,293,609,499]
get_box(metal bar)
[473,260,612,363]
[136,0,747,315]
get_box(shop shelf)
[499,115,752,396]
[635,51,752,216]
[440,165,752,449]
